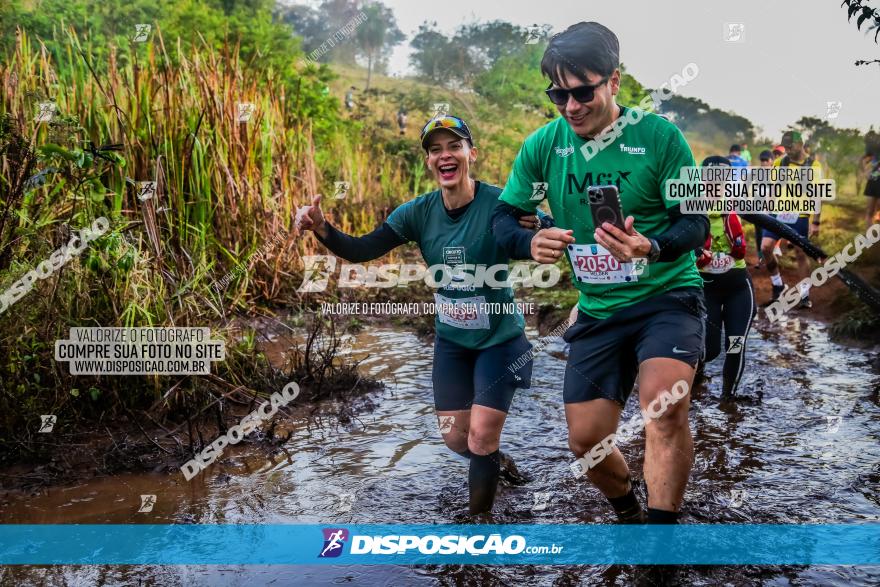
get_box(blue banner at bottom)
[1,524,878,565]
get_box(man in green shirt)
[492,21,709,524]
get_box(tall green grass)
[0,24,411,454]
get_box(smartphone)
[587,185,626,232]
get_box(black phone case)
[587,185,625,232]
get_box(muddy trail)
[1,314,879,586]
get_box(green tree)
[0,0,343,140]
[274,2,328,58]
[455,21,533,79]
[791,117,865,185]
[409,22,457,84]
[411,20,548,88]
[660,95,755,146]
[356,2,404,89]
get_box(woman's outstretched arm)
[315,221,407,263]
[296,195,408,262]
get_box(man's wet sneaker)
[498,451,531,485]
[616,507,647,524]
[797,295,812,309]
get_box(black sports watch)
[646,238,661,263]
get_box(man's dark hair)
[729,144,742,153]
[541,22,619,85]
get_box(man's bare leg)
[566,398,644,522]
[638,358,695,520]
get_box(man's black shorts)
[562,287,706,406]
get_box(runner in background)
[760,131,822,308]
[862,141,880,229]
[397,106,408,135]
[772,144,786,160]
[728,144,748,168]
[740,142,753,165]
[344,86,356,111]
[695,156,756,399]
[752,150,775,268]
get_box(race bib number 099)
[567,243,639,284]
[702,252,735,274]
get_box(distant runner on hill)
[397,107,407,135]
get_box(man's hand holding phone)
[594,216,652,263]
[531,228,575,263]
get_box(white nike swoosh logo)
[672,347,690,354]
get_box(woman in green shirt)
[298,115,549,514]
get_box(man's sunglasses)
[545,76,610,106]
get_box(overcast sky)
[352,0,879,139]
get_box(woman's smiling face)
[425,130,477,189]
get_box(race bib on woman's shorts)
[434,293,490,330]
[567,243,639,284]
[776,213,799,224]
[702,252,735,274]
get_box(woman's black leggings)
[701,268,756,396]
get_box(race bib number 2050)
[567,243,640,284]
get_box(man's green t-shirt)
[386,181,525,349]
[499,107,703,319]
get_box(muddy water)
[2,318,880,586]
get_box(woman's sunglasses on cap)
[420,116,469,136]
[545,76,610,106]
